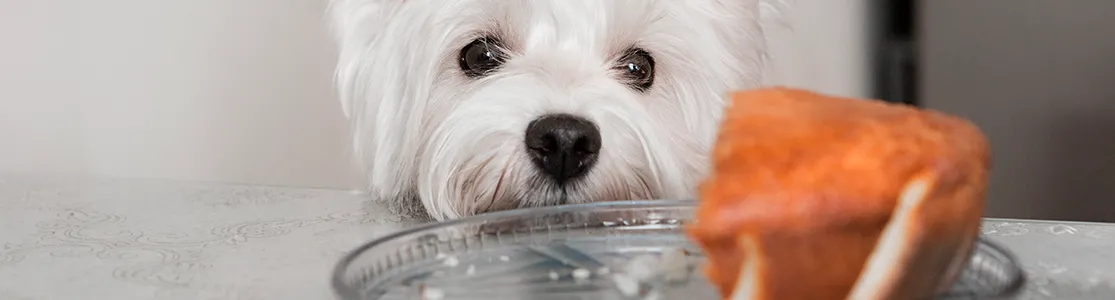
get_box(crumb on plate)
[624,254,659,281]
[442,256,459,267]
[572,268,591,280]
[659,248,689,281]
[612,273,639,297]
[421,286,444,300]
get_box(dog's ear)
[328,0,401,47]
[713,0,794,30]
[328,0,403,118]
[758,0,794,30]
[710,0,794,85]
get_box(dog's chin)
[479,174,655,213]
[416,148,664,221]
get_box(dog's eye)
[616,48,655,92]
[459,37,507,78]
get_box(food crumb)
[572,268,591,280]
[421,286,444,300]
[624,254,659,281]
[612,273,639,297]
[498,255,510,262]
[442,256,459,267]
[660,248,689,282]
[465,264,476,276]
[548,270,560,281]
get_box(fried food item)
[687,88,990,300]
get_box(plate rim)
[332,199,1026,299]
[332,200,697,298]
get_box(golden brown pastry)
[687,88,990,300]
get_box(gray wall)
[921,1,1115,222]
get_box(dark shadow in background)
[870,0,918,106]
[921,0,1115,222]
[1043,112,1115,222]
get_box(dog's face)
[332,0,781,220]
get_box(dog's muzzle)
[524,114,601,185]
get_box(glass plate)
[333,200,1025,299]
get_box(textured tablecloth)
[1,175,1113,299]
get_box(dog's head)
[331,0,788,220]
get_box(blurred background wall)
[0,0,357,189]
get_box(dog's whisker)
[485,153,515,213]
[466,155,498,214]
[625,122,665,196]
[632,174,653,199]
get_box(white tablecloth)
[1,175,1113,299]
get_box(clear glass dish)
[333,200,1025,300]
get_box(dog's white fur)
[330,0,790,220]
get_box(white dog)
[330,0,789,221]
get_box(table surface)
[1,175,1113,300]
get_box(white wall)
[0,0,360,188]
[0,0,869,189]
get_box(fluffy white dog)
[330,0,789,221]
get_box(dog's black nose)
[524,114,602,184]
